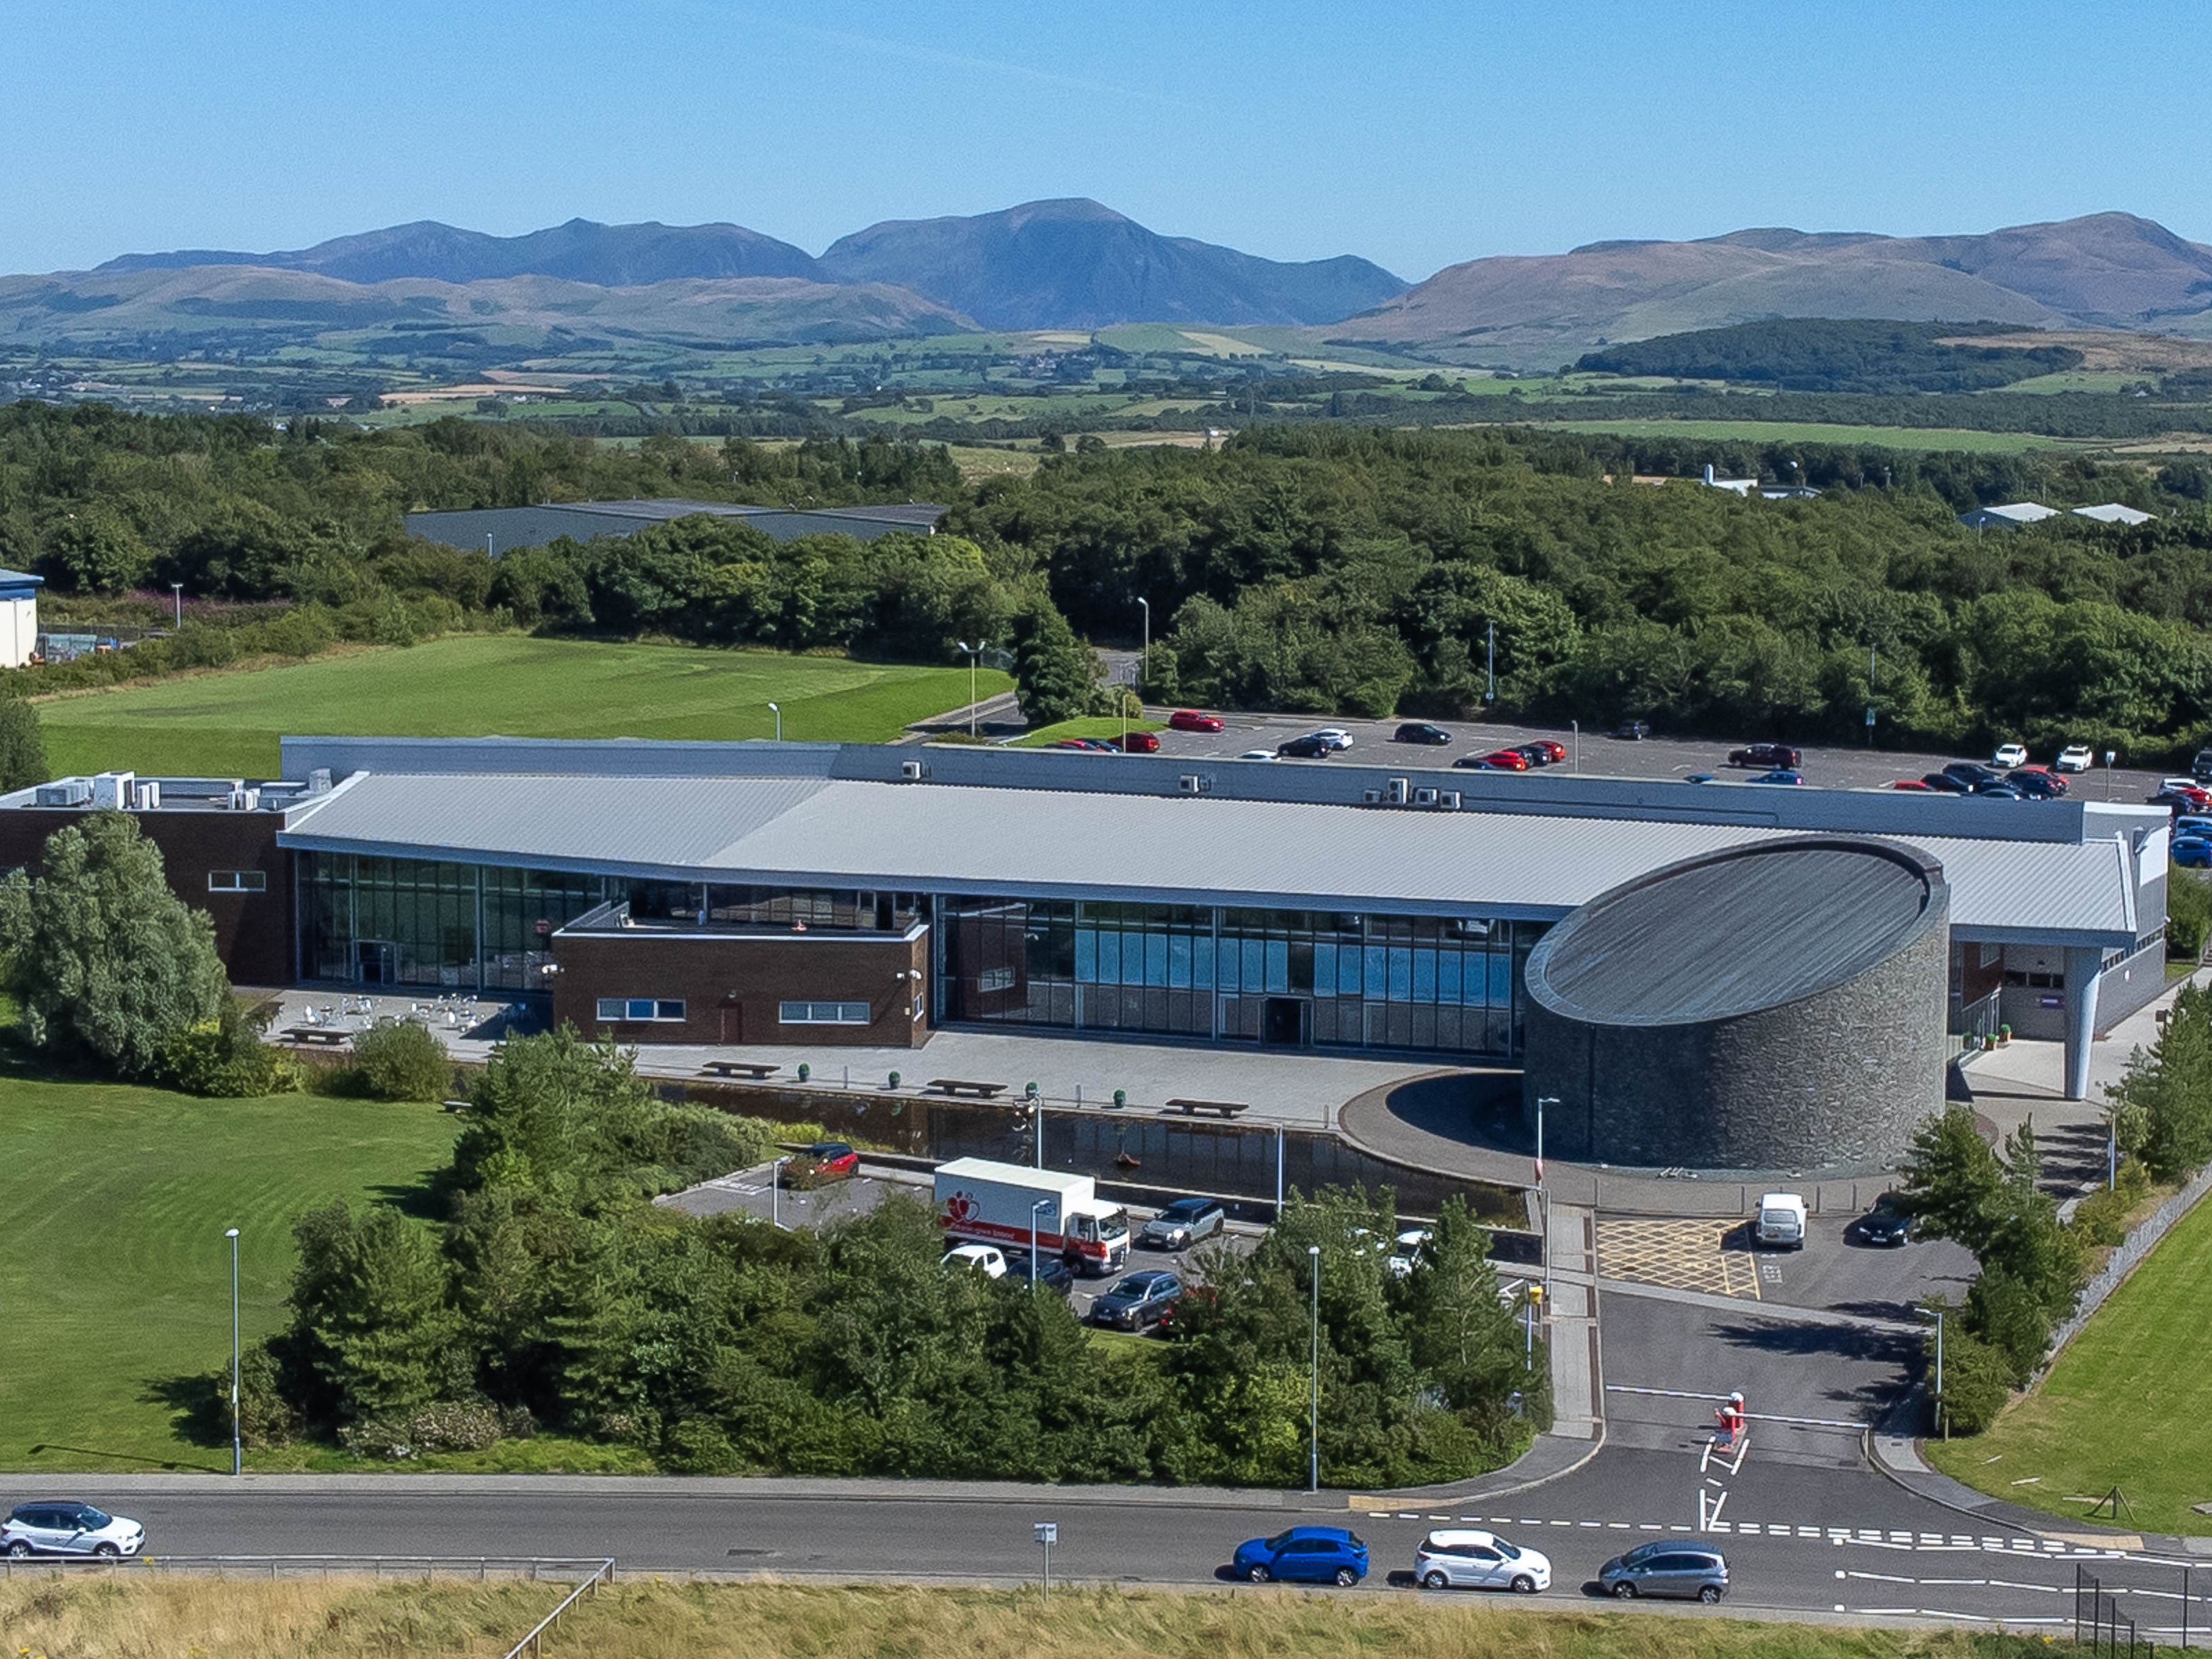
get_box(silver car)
[1139,1197,1226,1251]
[1598,1539,1727,1602]
[2,1500,144,1557]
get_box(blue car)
[2176,836,2212,869]
[1747,769,1803,786]
[2176,816,2212,838]
[1232,1526,1369,1586]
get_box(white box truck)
[933,1157,1131,1277]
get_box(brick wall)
[0,807,293,985]
[552,926,931,1047]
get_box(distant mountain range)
[10,206,2212,367]
[1338,212,2212,364]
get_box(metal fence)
[2079,1564,2152,1654]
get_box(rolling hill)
[817,198,1407,329]
[1337,212,2212,366]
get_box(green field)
[1014,716,1165,748]
[1925,1192,2212,1533]
[0,1072,460,1473]
[37,635,1011,778]
[1510,417,2091,453]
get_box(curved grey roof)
[1523,837,1947,1027]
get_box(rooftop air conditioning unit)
[228,788,259,811]
[130,781,160,811]
[899,760,926,781]
[34,779,92,808]
[308,767,333,794]
[1177,774,1210,794]
[1413,786,1439,807]
[90,771,135,811]
[1385,777,1411,805]
[1360,787,1383,805]
[1439,790,1462,810]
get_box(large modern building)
[0,738,2173,1106]
[404,499,947,556]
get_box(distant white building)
[1958,502,2059,530]
[1699,463,1759,496]
[2072,503,2155,526]
[0,569,41,668]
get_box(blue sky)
[3,0,2208,279]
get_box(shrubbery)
[2108,980,2212,1181]
[344,1020,453,1102]
[162,998,300,1098]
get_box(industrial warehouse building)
[0,739,2173,1162]
[404,498,948,556]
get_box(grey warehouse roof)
[279,763,2146,946]
[1525,839,1945,1025]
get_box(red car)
[1891,779,1933,791]
[1456,748,1529,771]
[1121,731,1161,753]
[1168,710,1225,733]
[1518,740,1567,765]
[781,1141,859,1186]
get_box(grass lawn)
[0,1069,460,1474]
[35,635,1011,778]
[1925,1190,2212,1533]
[0,1577,2095,1659]
[1015,716,1165,748]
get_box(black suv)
[1276,735,1333,759]
[1011,1251,1077,1294]
[1727,742,1801,769]
[1087,1270,1183,1331]
[1942,761,2007,790]
[1393,722,1452,745]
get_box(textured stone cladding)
[1523,884,1951,1170]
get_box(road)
[1137,709,2171,800]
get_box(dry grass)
[0,1576,2088,1659]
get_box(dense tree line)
[1571,319,2084,394]
[237,1033,1540,1485]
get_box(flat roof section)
[1526,838,1944,1026]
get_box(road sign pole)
[1033,1521,1057,1598]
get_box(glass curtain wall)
[937,896,1539,1056]
[300,852,609,991]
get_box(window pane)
[1075,928,1097,983]
[1438,950,1462,1004]
[1387,947,1412,1001]
[1168,932,1192,988]
[1098,930,1120,985]
[1313,941,1337,997]
[596,998,623,1020]
[1264,939,1288,994]
[1194,933,1215,989]
[1145,931,1168,987]
[1412,948,1436,1002]
[1490,953,1512,1006]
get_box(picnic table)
[282,1026,351,1047]
[1163,1098,1251,1119]
[928,1078,1010,1098]
[699,1060,780,1082]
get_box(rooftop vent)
[1177,774,1210,794]
[899,760,926,781]
[1385,777,1411,805]
[90,771,135,811]
[33,778,91,808]
[1414,786,1439,807]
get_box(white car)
[2055,744,2095,773]
[941,1244,1007,1279]
[1992,742,2029,769]
[1309,729,1354,751]
[2,1501,144,1558]
[1415,1529,1550,1593]
[1385,1226,1433,1279]
[1237,749,1278,761]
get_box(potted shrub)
[1112,1088,1127,1110]
[1997,1024,2012,1046]
[797,1062,811,1082]
[888,1069,901,1089]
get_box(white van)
[1753,1192,1807,1250]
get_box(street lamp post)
[171,583,184,628]
[1570,720,1579,774]
[767,702,781,742]
[770,1156,789,1228]
[2106,751,2117,800]
[1136,598,1150,700]
[224,1226,241,1477]
[1031,1199,1054,1291]
[1307,1243,1321,1493]
[1534,1096,1556,1304]
[955,641,984,737]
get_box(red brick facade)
[551,926,932,1047]
[0,807,294,986]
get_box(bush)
[337,1399,532,1460]
[2069,1158,2151,1248]
[235,1344,302,1448]
[346,1020,453,1102]
[162,999,300,1098]
[1937,1329,2016,1436]
[2168,870,2212,961]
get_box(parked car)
[2153,789,2210,813]
[1009,1250,1077,1293]
[2175,816,2212,838]
[1598,1540,1729,1602]
[1943,761,2006,789]
[1920,771,1973,794]
[2054,744,2096,773]
[942,1244,1008,1278]
[1232,1526,1369,1586]
[1974,779,2027,798]
[1474,748,1531,771]
[1087,1269,1183,1331]
[1277,735,1333,759]
[1846,1194,1915,1248]
[2177,837,2212,870]
[1139,1197,1227,1251]
[1308,729,1354,751]
[1683,773,1716,784]
[1119,731,1161,753]
[2013,763,2066,792]
[781,1141,859,1186]
[1890,779,1933,791]
[1237,749,1278,761]
[2161,777,2211,801]
[1747,769,1803,786]
[1,1502,144,1559]
[1385,1226,1434,1279]
[1393,722,1452,745]
[1727,742,1801,769]
[1992,742,2030,769]
[1753,1191,1807,1250]
[1518,740,1567,765]
[1168,710,1225,733]
[1610,720,1651,740]
[2193,747,2212,783]
[1414,1528,1550,1593]
[2006,769,2067,799]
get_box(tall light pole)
[956,641,983,737]
[171,583,184,628]
[767,701,781,742]
[1485,620,1497,706]
[1031,1199,1054,1291]
[770,1156,788,1228]
[1136,598,1150,700]
[1307,1243,1322,1493]
[224,1226,241,1477]
[1535,1096,1555,1304]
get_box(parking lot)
[1136,708,2169,800]
[1596,1212,1976,1318]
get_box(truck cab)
[1064,1204,1130,1276]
